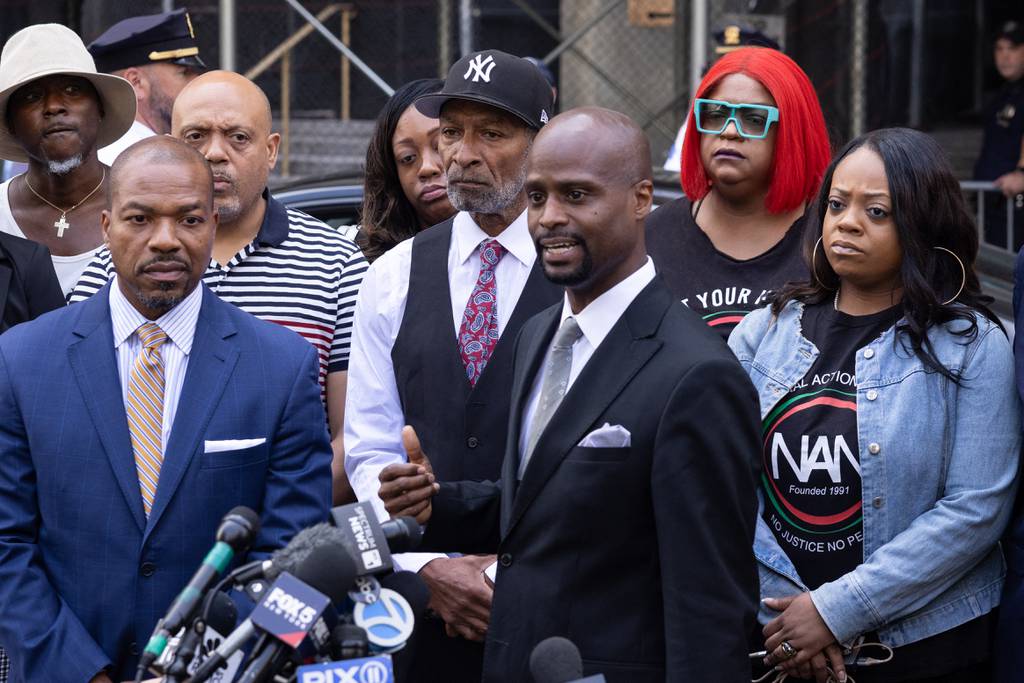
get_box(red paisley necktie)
[458,239,506,386]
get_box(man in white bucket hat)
[0,23,136,296]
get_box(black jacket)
[0,232,64,334]
[422,277,762,683]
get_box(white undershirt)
[0,177,102,296]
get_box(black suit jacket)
[422,277,761,683]
[0,232,64,333]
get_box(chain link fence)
[2,0,1019,181]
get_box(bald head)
[170,70,280,225]
[172,70,273,135]
[534,107,652,186]
[525,107,653,310]
[108,135,213,209]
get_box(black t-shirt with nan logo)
[645,196,807,339]
[761,300,898,590]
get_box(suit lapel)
[144,289,239,541]
[68,285,146,532]
[504,281,671,539]
[498,303,561,535]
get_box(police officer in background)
[88,8,205,164]
[974,20,1024,249]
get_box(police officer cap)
[88,8,206,73]
[713,23,781,54]
[995,21,1023,46]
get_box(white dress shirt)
[109,276,203,450]
[517,257,657,472]
[344,209,535,572]
[98,120,156,166]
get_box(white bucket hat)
[0,23,137,162]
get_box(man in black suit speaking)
[379,107,761,682]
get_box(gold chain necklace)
[22,170,105,238]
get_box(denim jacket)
[728,301,1021,648]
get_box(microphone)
[192,539,358,683]
[160,590,238,680]
[331,623,369,660]
[329,503,423,574]
[135,506,259,678]
[352,571,429,653]
[230,515,419,588]
[529,637,607,683]
[230,522,343,585]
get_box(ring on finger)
[779,641,797,660]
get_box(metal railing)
[243,3,357,177]
[961,180,1023,254]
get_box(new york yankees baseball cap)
[416,49,553,129]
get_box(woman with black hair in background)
[731,128,1020,682]
[359,78,455,262]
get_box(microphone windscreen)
[384,517,423,553]
[379,571,430,619]
[529,636,584,683]
[205,590,239,636]
[226,506,260,531]
[267,524,345,579]
[292,539,360,605]
[217,506,261,550]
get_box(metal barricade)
[961,180,1023,254]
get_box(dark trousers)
[405,614,484,683]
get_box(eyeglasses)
[693,98,779,139]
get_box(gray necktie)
[520,316,584,479]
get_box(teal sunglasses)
[693,98,779,139]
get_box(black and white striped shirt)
[69,192,367,389]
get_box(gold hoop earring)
[934,246,966,306]
[811,236,836,291]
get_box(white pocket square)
[577,423,631,448]
[204,438,266,453]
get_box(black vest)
[391,218,560,483]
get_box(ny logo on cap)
[464,54,496,83]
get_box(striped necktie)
[127,322,168,516]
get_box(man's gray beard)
[447,145,530,214]
[47,154,83,176]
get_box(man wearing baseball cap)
[89,8,206,164]
[344,51,560,681]
[0,23,136,296]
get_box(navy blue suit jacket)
[0,283,332,682]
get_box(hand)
[762,593,846,682]
[378,426,439,524]
[420,554,495,642]
[88,674,112,683]
[994,170,1024,198]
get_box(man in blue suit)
[0,136,332,682]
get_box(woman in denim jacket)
[730,128,1021,683]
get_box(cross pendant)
[54,214,69,238]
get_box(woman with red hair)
[647,47,830,338]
